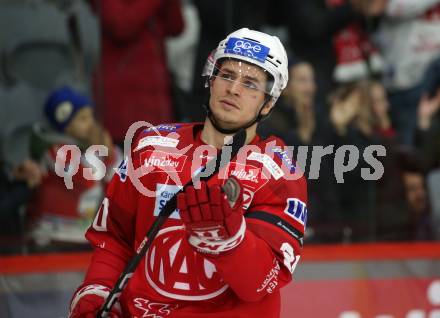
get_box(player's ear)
[208,76,215,92]
[260,99,275,116]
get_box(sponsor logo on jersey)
[140,150,187,173]
[280,242,300,274]
[230,168,259,183]
[133,298,178,317]
[154,184,182,219]
[257,258,280,294]
[143,124,181,133]
[225,37,270,63]
[284,198,307,227]
[271,147,296,173]
[116,157,128,182]
[276,221,303,245]
[221,162,269,191]
[145,226,228,300]
[242,188,254,210]
[248,152,285,180]
[135,136,179,151]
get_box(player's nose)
[227,79,243,95]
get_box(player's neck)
[201,119,257,149]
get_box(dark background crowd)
[1,0,440,255]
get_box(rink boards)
[1,242,439,318]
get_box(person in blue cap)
[44,86,100,148]
[26,86,122,251]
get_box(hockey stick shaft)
[97,129,246,317]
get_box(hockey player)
[69,28,307,318]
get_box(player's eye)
[242,80,259,90]
[218,72,234,81]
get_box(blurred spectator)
[314,81,377,242]
[427,166,440,240]
[258,59,319,143]
[329,0,385,84]
[26,86,121,252]
[397,149,434,240]
[277,0,387,108]
[375,0,440,145]
[415,57,440,169]
[0,159,43,253]
[263,78,382,242]
[329,82,373,136]
[368,80,396,137]
[91,0,184,144]
[402,168,433,240]
[421,56,440,98]
[323,81,435,241]
[366,81,408,241]
[166,0,200,122]
[415,89,440,167]
[191,0,270,121]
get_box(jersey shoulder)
[130,123,200,159]
[133,122,197,143]
[254,135,305,189]
[248,135,308,239]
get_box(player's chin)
[218,120,245,132]
[213,107,247,127]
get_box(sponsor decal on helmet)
[225,37,270,63]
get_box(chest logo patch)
[145,226,228,301]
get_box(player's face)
[209,60,272,131]
[286,62,316,106]
[370,82,389,116]
[403,172,427,214]
[65,107,94,142]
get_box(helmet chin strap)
[204,94,272,135]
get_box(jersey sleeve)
[80,147,141,289]
[246,176,307,274]
[69,153,140,313]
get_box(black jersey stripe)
[245,211,304,247]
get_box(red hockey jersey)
[79,123,307,317]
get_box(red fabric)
[376,127,397,138]
[424,3,440,20]
[93,0,184,142]
[76,123,307,317]
[327,0,383,82]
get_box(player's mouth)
[219,98,239,110]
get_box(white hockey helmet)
[204,28,289,101]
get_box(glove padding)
[177,176,246,255]
[69,284,121,318]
